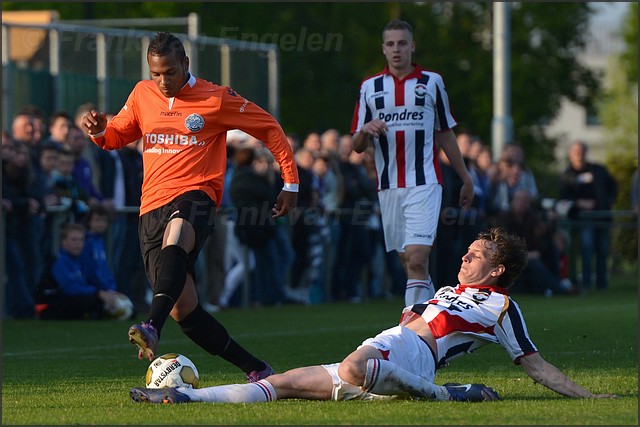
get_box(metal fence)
[2,14,280,129]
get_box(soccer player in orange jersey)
[82,32,299,382]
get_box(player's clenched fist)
[362,119,388,138]
[82,109,107,136]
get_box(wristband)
[282,183,299,192]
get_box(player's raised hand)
[82,109,107,136]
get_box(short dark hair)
[60,222,85,241]
[49,111,72,127]
[476,228,528,288]
[382,19,413,39]
[148,32,186,62]
[85,204,111,227]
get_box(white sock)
[404,279,434,306]
[219,264,244,307]
[361,359,448,400]
[179,380,277,403]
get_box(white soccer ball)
[105,293,134,320]
[146,353,200,389]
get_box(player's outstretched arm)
[519,353,618,399]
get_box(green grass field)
[2,272,637,425]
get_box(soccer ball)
[146,353,200,389]
[105,293,134,320]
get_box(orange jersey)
[90,74,299,216]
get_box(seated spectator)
[82,205,118,293]
[494,189,575,296]
[35,223,130,320]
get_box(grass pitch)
[2,274,637,425]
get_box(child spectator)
[35,223,129,320]
[82,205,118,293]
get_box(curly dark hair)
[148,32,186,61]
[476,228,528,288]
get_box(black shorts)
[138,190,216,289]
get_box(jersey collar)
[458,283,510,295]
[175,73,197,94]
[185,73,196,88]
[382,63,424,81]
[167,73,197,110]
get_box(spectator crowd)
[2,104,625,319]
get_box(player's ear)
[183,56,189,73]
[491,264,505,277]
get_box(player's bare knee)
[337,359,365,386]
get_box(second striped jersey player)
[351,65,456,190]
[352,19,474,308]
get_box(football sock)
[218,263,244,307]
[361,358,449,400]
[404,278,434,306]
[147,245,189,334]
[178,305,265,374]
[179,380,277,403]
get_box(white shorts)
[322,325,437,401]
[377,184,442,252]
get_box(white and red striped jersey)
[400,284,538,369]
[351,64,457,191]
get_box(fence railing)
[2,15,279,130]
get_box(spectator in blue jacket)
[82,205,118,292]
[37,222,126,319]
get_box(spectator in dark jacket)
[229,147,282,306]
[2,140,38,318]
[559,141,617,290]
